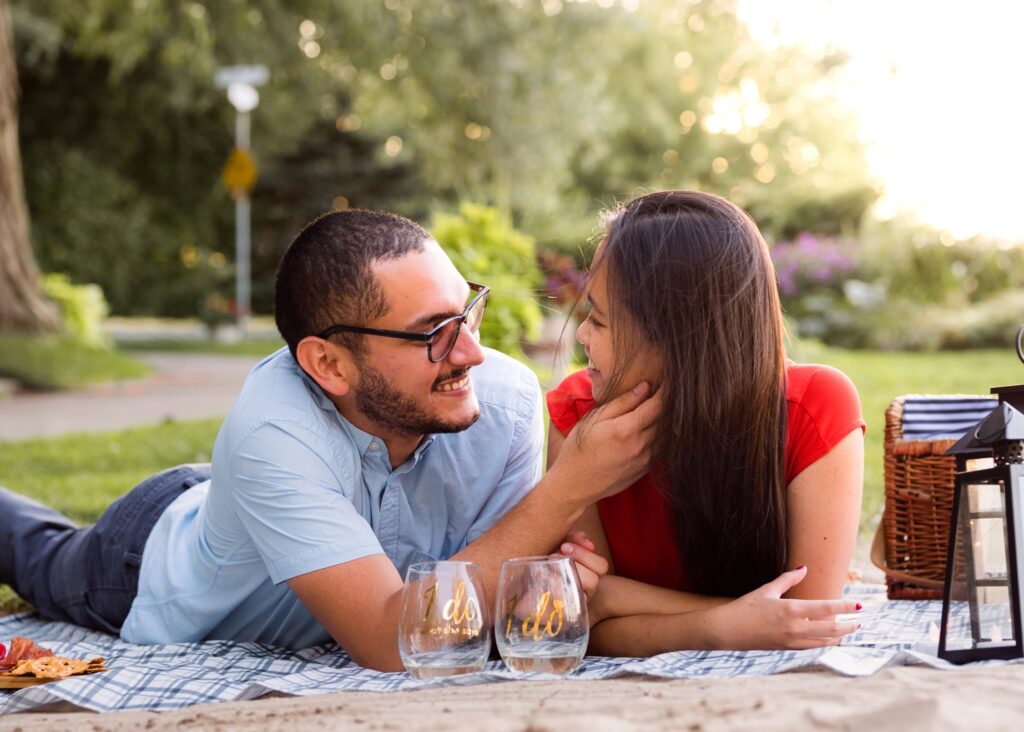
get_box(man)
[0,210,659,671]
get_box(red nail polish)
[856,603,863,611]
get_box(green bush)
[799,290,1024,352]
[42,273,111,348]
[0,334,149,390]
[430,204,543,359]
[776,214,1024,350]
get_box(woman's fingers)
[757,565,809,598]
[574,563,601,598]
[558,538,609,599]
[589,381,652,420]
[801,618,860,640]
[786,636,844,650]
[565,531,596,552]
[560,541,610,578]
[788,597,862,619]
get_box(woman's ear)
[295,336,355,397]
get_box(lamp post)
[939,325,1024,663]
[215,65,268,334]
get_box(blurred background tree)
[0,0,61,334]
[10,0,1022,353]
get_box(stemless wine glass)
[398,560,492,678]
[494,555,589,674]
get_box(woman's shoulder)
[784,361,860,407]
[546,369,597,435]
[784,361,865,482]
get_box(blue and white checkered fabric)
[0,585,1015,714]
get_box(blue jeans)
[0,464,210,635]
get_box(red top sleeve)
[782,363,866,484]
[546,369,596,437]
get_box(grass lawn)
[0,419,223,524]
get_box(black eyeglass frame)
[315,282,490,363]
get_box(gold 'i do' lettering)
[520,591,565,641]
[422,583,438,624]
[504,594,519,640]
[442,581,480,624]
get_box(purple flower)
[769,232,860,297]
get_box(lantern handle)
[1017,323,1024,365]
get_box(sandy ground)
[7,664,1024,731]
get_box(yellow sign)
[221,147,257,197]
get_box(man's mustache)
[433,367,470,389]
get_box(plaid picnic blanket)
[0,586,1004,715]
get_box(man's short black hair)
[274,209,429,357]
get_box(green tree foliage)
[430,203,542,360]
[14,0,877,319]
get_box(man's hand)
[703,566,861,650]
[548,382,662,505]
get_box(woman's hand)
[704,566,861,650]
[557,530,614,629]
[557,531,609,600]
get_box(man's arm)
[286,382,661,671]
[288,556,406,671]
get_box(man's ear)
[295,336,356,397]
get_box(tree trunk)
[0,0,60,334]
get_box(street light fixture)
[215,65,268,334]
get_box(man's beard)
[354,360,480,437]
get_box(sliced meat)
[0,637,53,672]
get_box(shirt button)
[369,441,380,450]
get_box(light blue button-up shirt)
[121,347,544,648]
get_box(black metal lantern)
[938,325,1024,663]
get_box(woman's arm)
[784,428,864,599]
[588,567,860,655]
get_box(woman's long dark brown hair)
[596,190,787,597]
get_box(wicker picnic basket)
[876,397,959,599]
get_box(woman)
[549,190,865,655]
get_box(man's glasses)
[316,283,490,363]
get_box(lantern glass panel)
[945,480,1016,651]
[966,457,996,472]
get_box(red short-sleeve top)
[546,363,865,591]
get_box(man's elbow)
[346,646,405,673]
